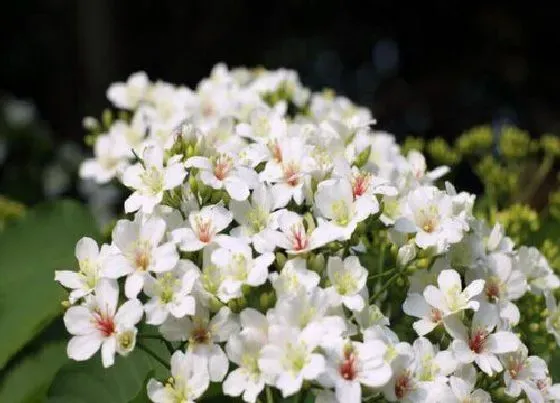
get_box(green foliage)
[47,340,169,403]
[0,342,67,403]
[0,201,99,402]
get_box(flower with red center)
[290,224,309,251]
[468,329,488,354]
[429,308,443,323]
[339,350,357,381]
[213,155,233,181]
[195,217,215,243]
[93,310,116,337]
[394,371,413,399]
[351,173,371,199]
[271,140,283,162]
[283,163,300,186]
[63,279,143,368]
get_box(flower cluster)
[56,64,560,402]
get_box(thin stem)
[266,386,274,403]
[369,270,402,302]
[368,268,396,280]
[139,333,175,354]
[137,342,170,370]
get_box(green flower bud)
[309,253,325,274]
[401,137,425,155]
[102,108,113,129]
[208,296,223,313]
[275,252,287,270]
[354,145,371,168]
[499,125,531,159]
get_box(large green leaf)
[0,200,99,367]
[47,340,170,403]
[0,342,67,403]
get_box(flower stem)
[368,268,397,280]
[137,342,170,370]
[139,333,175,354]
[369,270,402,302]
[266,386,274,403]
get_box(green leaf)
[0,342,67,403]
[0,200,99,368]
[47,340,169,403]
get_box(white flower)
[123,145,186,214]
[107,71,149,110]
[236,107,287,143]
[211,237,274,302]
[269,288,345,340]
[320,338,392,403]
[448,375,491,403]
[104,214,179,298]
[331,158,398,199]
[273,211,336,254]
[469,253,526,326]
[422,269,484,316]
[259,136,313,208]
[147,350,209,403]
[186,154,258,201]
[270,258,320,298]
[172,203,233,251]
[326,256,368,311]
[501,344,548,402]
[403,293,443,336]
[404,150,449,185]
[160,305,239,382]
[515,246,559,293]
[79,134,129,184]
[545,292,560,346]
[258,324,326,397]
[223,333,266,403]
[143,260,199,325]
[411,337,456,382]
[448,308,520,375]
[315,178,378,240]
[394,186,467,252]
[63,279,143,367]
[55,237,109,303]
[229,183,283,252]
[381,353,427,402]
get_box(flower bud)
[397,244,416,268]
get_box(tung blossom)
[63,279,143,367]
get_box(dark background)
[1,1,560,145]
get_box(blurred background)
[1,3,560,402]
[1,1,560,206]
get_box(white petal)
[64,306,96,335]
[437,269,462,292]
[67,333,103,361]
[125,273,145,298]
[423,286,448,313]
[115,299,144,327]
[144,299,169,325]
[75,237,99,261]
[101,336,117,367]
[335,380,361,403]
[96,278,119,316]
[169,296,195,318]
[463,279,485,299]
[223,368,248,398]
[225,178,250,201]
[55,271,84,290]
[413,319,437,336]
[485,332,519,354]
[208,344,229,382]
